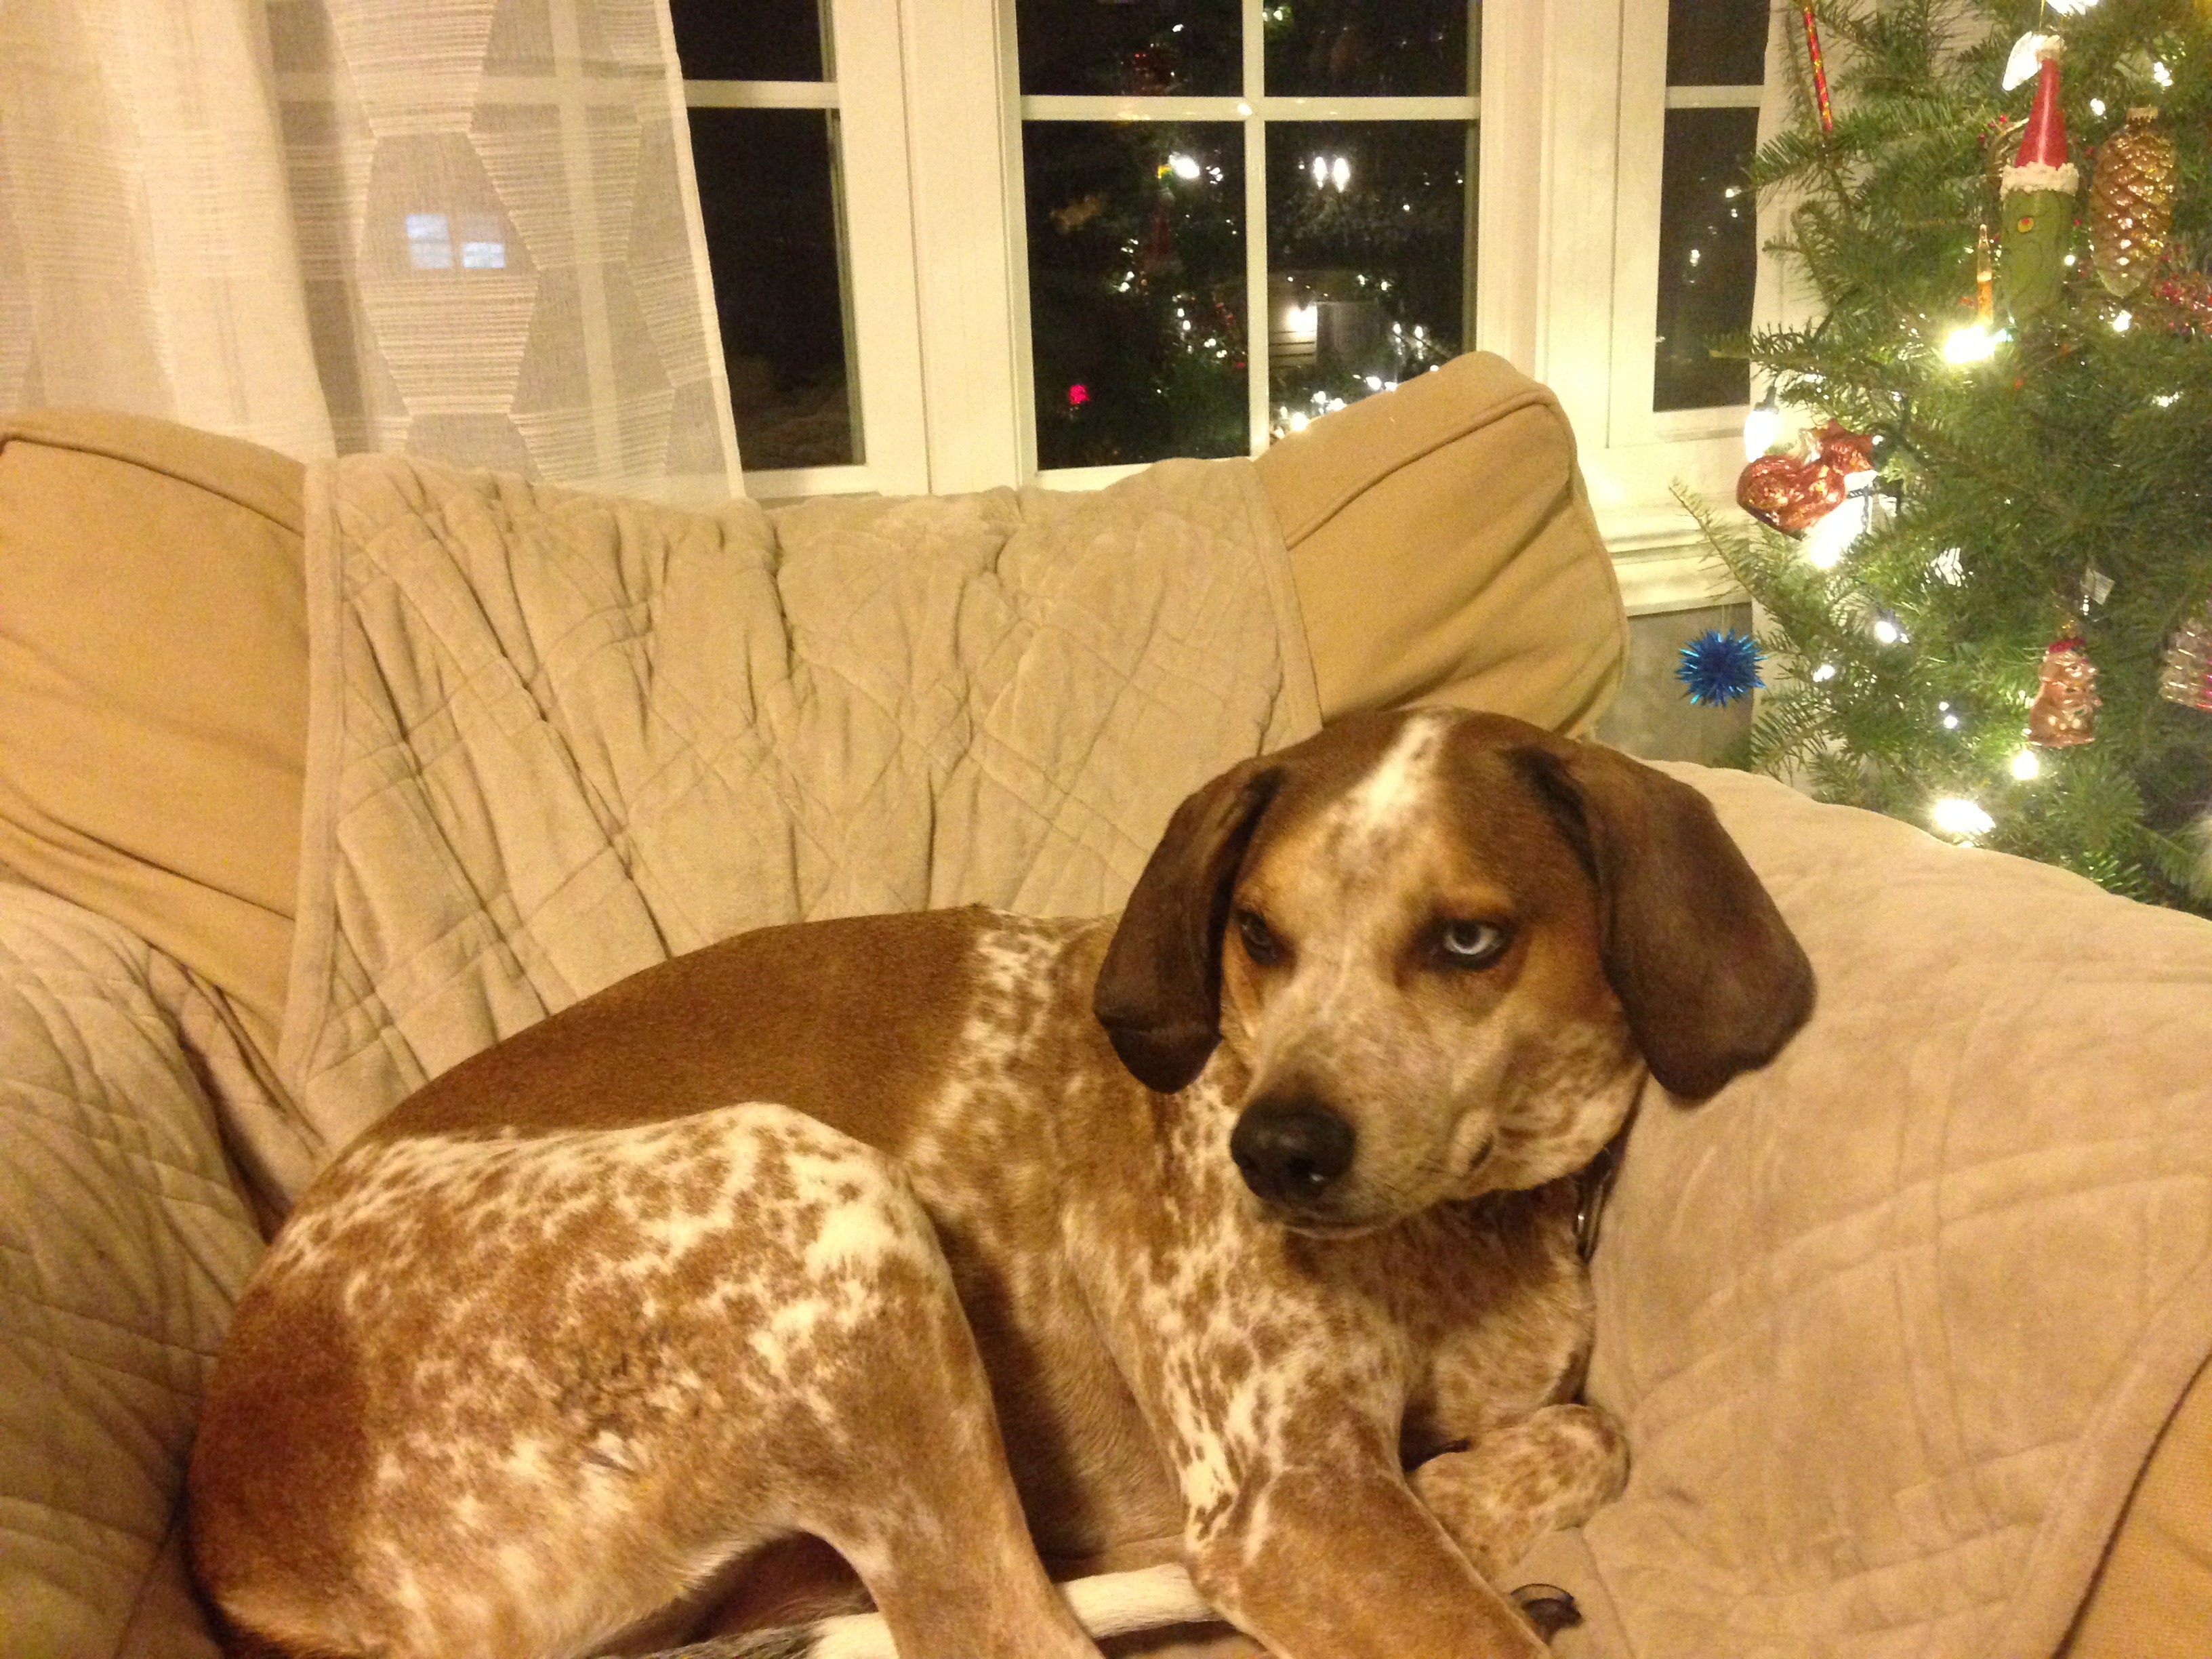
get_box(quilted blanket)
[272,451,1321,1172]
[1513,767,2212,1659]
[0,882,264,1659]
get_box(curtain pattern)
[0,0,334,457]
[0,0,740,497]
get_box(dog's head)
[1094,708,1814,1233]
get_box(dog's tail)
[621,1563,1219,1659]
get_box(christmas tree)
[1698,0,2212,914]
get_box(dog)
[188,707,1814,1659]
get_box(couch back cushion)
[0,411,307,1065]
[1256,351,1627,736]
[0,362,1626,1080]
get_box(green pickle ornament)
[2001,39,2079,324]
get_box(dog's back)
[381,907,1006,1147]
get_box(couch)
[1,355,2205,1659]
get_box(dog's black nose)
[1231,1099,1355,1203]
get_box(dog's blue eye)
[1437,920,1509,968]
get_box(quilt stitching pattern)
[289,455,1313,1130]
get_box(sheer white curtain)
[0,0,333,456]
[0,0,741,498]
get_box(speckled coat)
[188,710,1813,1659]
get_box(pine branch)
[1690,0,2212,912]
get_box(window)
[1010,0,1479,477]
[665,0,1773,605]
[668,0,927,497]
[1475,0,1769,583]
[1650,0,1764,413]
[1602,0,1765,446]
[679,1,855,469]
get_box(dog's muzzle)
[1231,1097,1355,1204]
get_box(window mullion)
[896,0,1028,491]
[1242,0,1267,456]
[1607,0,1668,449]
[1664,85,1763,110]
[821,0,930,493]
[684,81,842,110]
[1471,0,1545,379]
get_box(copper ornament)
[1736,422,1877,535]
[2028,634,2101,746]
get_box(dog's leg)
[1183,1460,1553,1659]
[602,1107,1108,1659]
[1408,1404,1629,1582]
[684,1115,1103,1659]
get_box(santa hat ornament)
[2001,37,2081,323]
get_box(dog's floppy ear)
[1514,743,1814,1100]
[1094,760,1284,1094]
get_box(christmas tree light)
[1743,386,1783,459]
[1942,323,2005,363]
[1931,798,1996,838]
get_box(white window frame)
[1474,0,1753,611]
[683,0,1767,613]
[678,0,931,499]
[1010,3,1481,490]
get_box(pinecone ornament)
[2090,108,2175,298]
[2160,604,2212,712]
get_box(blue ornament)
[1676,629,1765,707]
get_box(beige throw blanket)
[1517,767,2212,1659]
[272,452,1320,1176]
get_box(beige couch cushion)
[2062,1360,2212,1658]
[1256,352,1627,735]
[0,412,307,1067]
[0,367,1622,1086]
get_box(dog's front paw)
[1408,1404,1628,1580]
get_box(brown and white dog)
[188,708,1814,1659]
